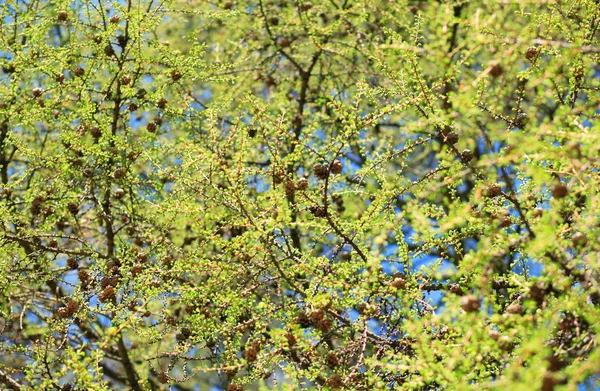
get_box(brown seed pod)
[296,311,311,328]
[268,17,279,26]
[147,122,157,133]
[67,257,79,269]
[104,44,115,56]
[137,252,149,263]
[66,300,79,314]
[285,330,296,347]
[130,264,143,277]
[157,98,168,109]
[552,183,568,199]
[325,374,343,389]
[541,374,558,391]
[78,269,90,286]
[296,177,308,191]
[309,205,327,218]
[444,131,459,145]
[244,346,258,362]
[113,168,127,179]
[180,327,192,339]
[310,309,324,324]
[73,67,85,77]
[114,188,126,199]
[176,328,191,343]
[100,276,113,289]
[326,352,340,368]
[301,2,313,11]
[67,202,79,215]
[127,302,139,313]
[107,260,121,274]
[314,164,328,180]
[525,46,539,61]
[57,10,69,21]
[99,286,116,303]
[489,63,503,78]
[485,184,502,198]
[272,169,285,185]
[30,195,44,215]
[162,255,174,268]
[264,75,277,87]
[120,76,131,85]
[488,329,501,341]
[528,281,547,306]
[32,88,43,97]
[557,315,577,332]
[571,232,587,247]
[316,317,333,333]
[89,127,101,139]
[157,371,169,384]
[170,70,182,82]
[448,283,463,295]
[391,277,406,290]
[228,385,242,391]
[284,181,296,196]
[56,74,65,83]
[109,15,120,24]
[330,160,343,174]
[546,355,565,372]
[460,295,479,313]
[278,37,291,47]
[223,1,233,10]
[499,215,512,228]
[225,368,237,379]
[116,35,128,48]
[128,102,138,112]
[356,303,367,315]
[532,208,543,218]
[57,307,70,319]
[460,149,474,162]
[504,302,523,315]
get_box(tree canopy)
[0,0,599,390]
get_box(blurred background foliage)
[0,0,599,390]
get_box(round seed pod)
[57,11,69,21]
[278,37,291,47]
[525,46,539,61]
[296,177,308,191]
[444,131,459,145]
[460,295,479,313]
[313,164,328,180]
[460,149,474,162]
[552,183,568,199]
[330,160,343,174]
[284,181,296,196]
[571,232,587,247]
[485,184,502,198]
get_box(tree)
[0,0,599,390]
